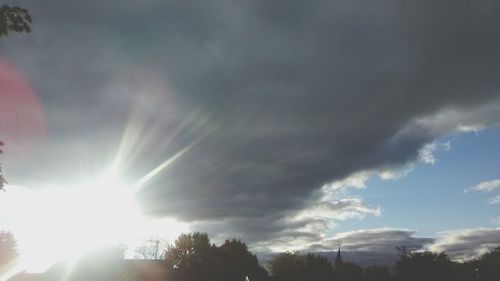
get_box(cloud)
[457,124,485,133]
[310,228,433,253]
[416,140,453,165]
[429,228,500,261]
[191,195,381,254]
[486,195,500,205]
[306,228,434,265]
[297,199,381,221]
[1,0,500,250]
[378,166,414,180]
[441,141,452,151]
[466,179,500,193]
[257,227,500,265]
[418,143,438,164]
[278,227,500,265]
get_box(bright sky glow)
[0,173,189,276]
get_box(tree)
[267,252,305,281]
[165,233,268,281]
[267,252,332,281]
[303,253,334,281]
[363,265,393,281]
[393,251,453,281]
[333,262,363,281]
[218,238,267,281]
[467,246,500,281]
[0,231,18,268]
[0,5,32,37]
[135,237,168,260]
[165,233,218,281]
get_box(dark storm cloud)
[2,0,500,245]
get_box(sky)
[0,0,500,268]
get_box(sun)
[0,122,200,279]
[13,174,139,272]
[0,172,189,275]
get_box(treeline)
[2,231,500,281]
[163,233,500,281]
[267,250,500,281]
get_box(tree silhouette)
[267,252,305,281]
[363,265,393,281]
[267,252,332,281]
[218,238,267,281]
[165,233,218,281]
[467,246,500,281]
[5,231,500,281]
[135,237,167,260]
[0,231,18,268]
[393,251,453,281]
[303,253,334,281]
[0,5,31,37]
[165,234,268,281]
[334,262,364,281]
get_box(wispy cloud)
[429,228,500,261]
[486,195,500,205]
[466,179,500,193]
[418,143,438,164]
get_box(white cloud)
[418,142,438,164]
[428,228,500,261]
[466,179,500,193]
[457,124,485,133]
[297,199,381,221]
[408,105,499,138]
[378,165,414,180]
[415,140,452,166]
[321,172,370,199]
[487,195,500,205]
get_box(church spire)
[334,244,342,267]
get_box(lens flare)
[0,58,46,162]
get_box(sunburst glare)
[0,169,189,276]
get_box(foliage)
[218,238,267,281]
[466,247,500,281]
[363,265,393,281]
[4,230,500,281]
[267,252,304,281]
[303,253,334,281]
[334,261,364,281]
[165,233,267,281]
[135,237,168,260]
[393,251,453,281]
[165,233,219,281]
[0,5,31,37]
[267,252,332,281]
[0,231,18,268]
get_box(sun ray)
[132,138,199,192]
